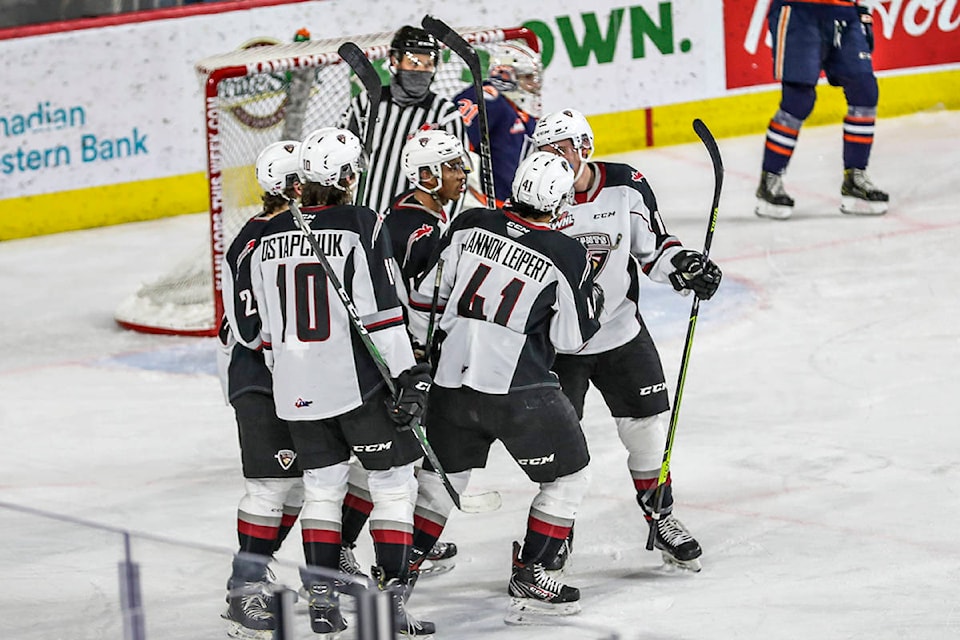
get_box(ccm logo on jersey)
[638,382,667,396]
[517,454,555,466]
[594,211,615,219]
[353,442,393,453]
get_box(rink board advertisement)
[1,0,958,239]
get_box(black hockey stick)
[425,258,444,353]
[421,15,497,209]
[645,118,723,552]
[286,198,500,514]
[338,42,383,207]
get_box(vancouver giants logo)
[274,449,297,470]
[236,238,257,269]
[572,232,616,276]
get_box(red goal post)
[114,25,539,336]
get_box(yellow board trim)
[3,69,958,240]
[591,68,960,154]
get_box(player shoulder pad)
[600,162,649,190]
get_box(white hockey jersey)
[247,205,416,421]
[552,162,685,355]
[410,207,600,394]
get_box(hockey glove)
[858,5,875,52]
[389,363,432,427]
[669,250,722,301]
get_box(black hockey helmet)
[390,25,439,59]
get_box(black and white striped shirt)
[340,85,468,216]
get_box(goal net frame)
[114,25,539,337]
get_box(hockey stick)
[425,258,444,353]
[338,42,383,207]
[421,15,497,210]
[286,198,500,514]
[645,118,723,551]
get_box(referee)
[340,25,468,216]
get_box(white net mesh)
[114,26,537,336]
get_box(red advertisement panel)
[724,0,960,90]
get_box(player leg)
[287,418,353,636]
[338,459,373,579]
[498,387,590,621]
[827,15,888,214]
[342,386,437,636]
[591,330,702,571]
[757,3,821,219]
[543,351,598,570]
[408,386,486,569]
[223,392,301,639]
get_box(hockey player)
[243,127,434,636]
[338,129,470,578]
[453,40,541,208]
[405,151,602,620]
[534,108,722,572]
[755,0,889,219]
[219,140,305,640]
[340,25,468,216]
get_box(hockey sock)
[520,516,571,565]
[340,486,373,547]
[634,473,673,517]
[373,533,412,581]
[842,106,877,170]
[273,506,301,553]
[238,518,280,558]
[762,109,803,175]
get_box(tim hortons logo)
[220,37,314,130]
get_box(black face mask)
[391,70,434,106]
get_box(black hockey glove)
[669,250,722,301]
[389,363,432,427]
[858,5,875,52]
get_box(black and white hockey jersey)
[383,189,447,344]
[410,207,600,394]
[340,85,467,215]
[246,204,416,420]
[552,162,685,355]
[219,209,286,402]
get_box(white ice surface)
[2,109,959,640]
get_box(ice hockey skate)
[306,582,347,638]
[651,514,703,572]
[222,581,275,640]
[840,168,889,215]
[755,170,795,220]
[372,566,436,637]
[505,541,581,625]
[411,540,458,578]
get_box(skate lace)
[340,545,364,575]
[240,590,272,621]
[658,516,693,545]
[764,172,788,197]
[850,169,878,191]
[532,563,565,594]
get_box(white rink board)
[0,0,725,199]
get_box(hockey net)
[114,25,539,336]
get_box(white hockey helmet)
[511,151,575,215]
[401,129,471,193]
[487,41,543,117]
[299,127,365,188]
[533,108,595,161]
[255,140,302,196]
